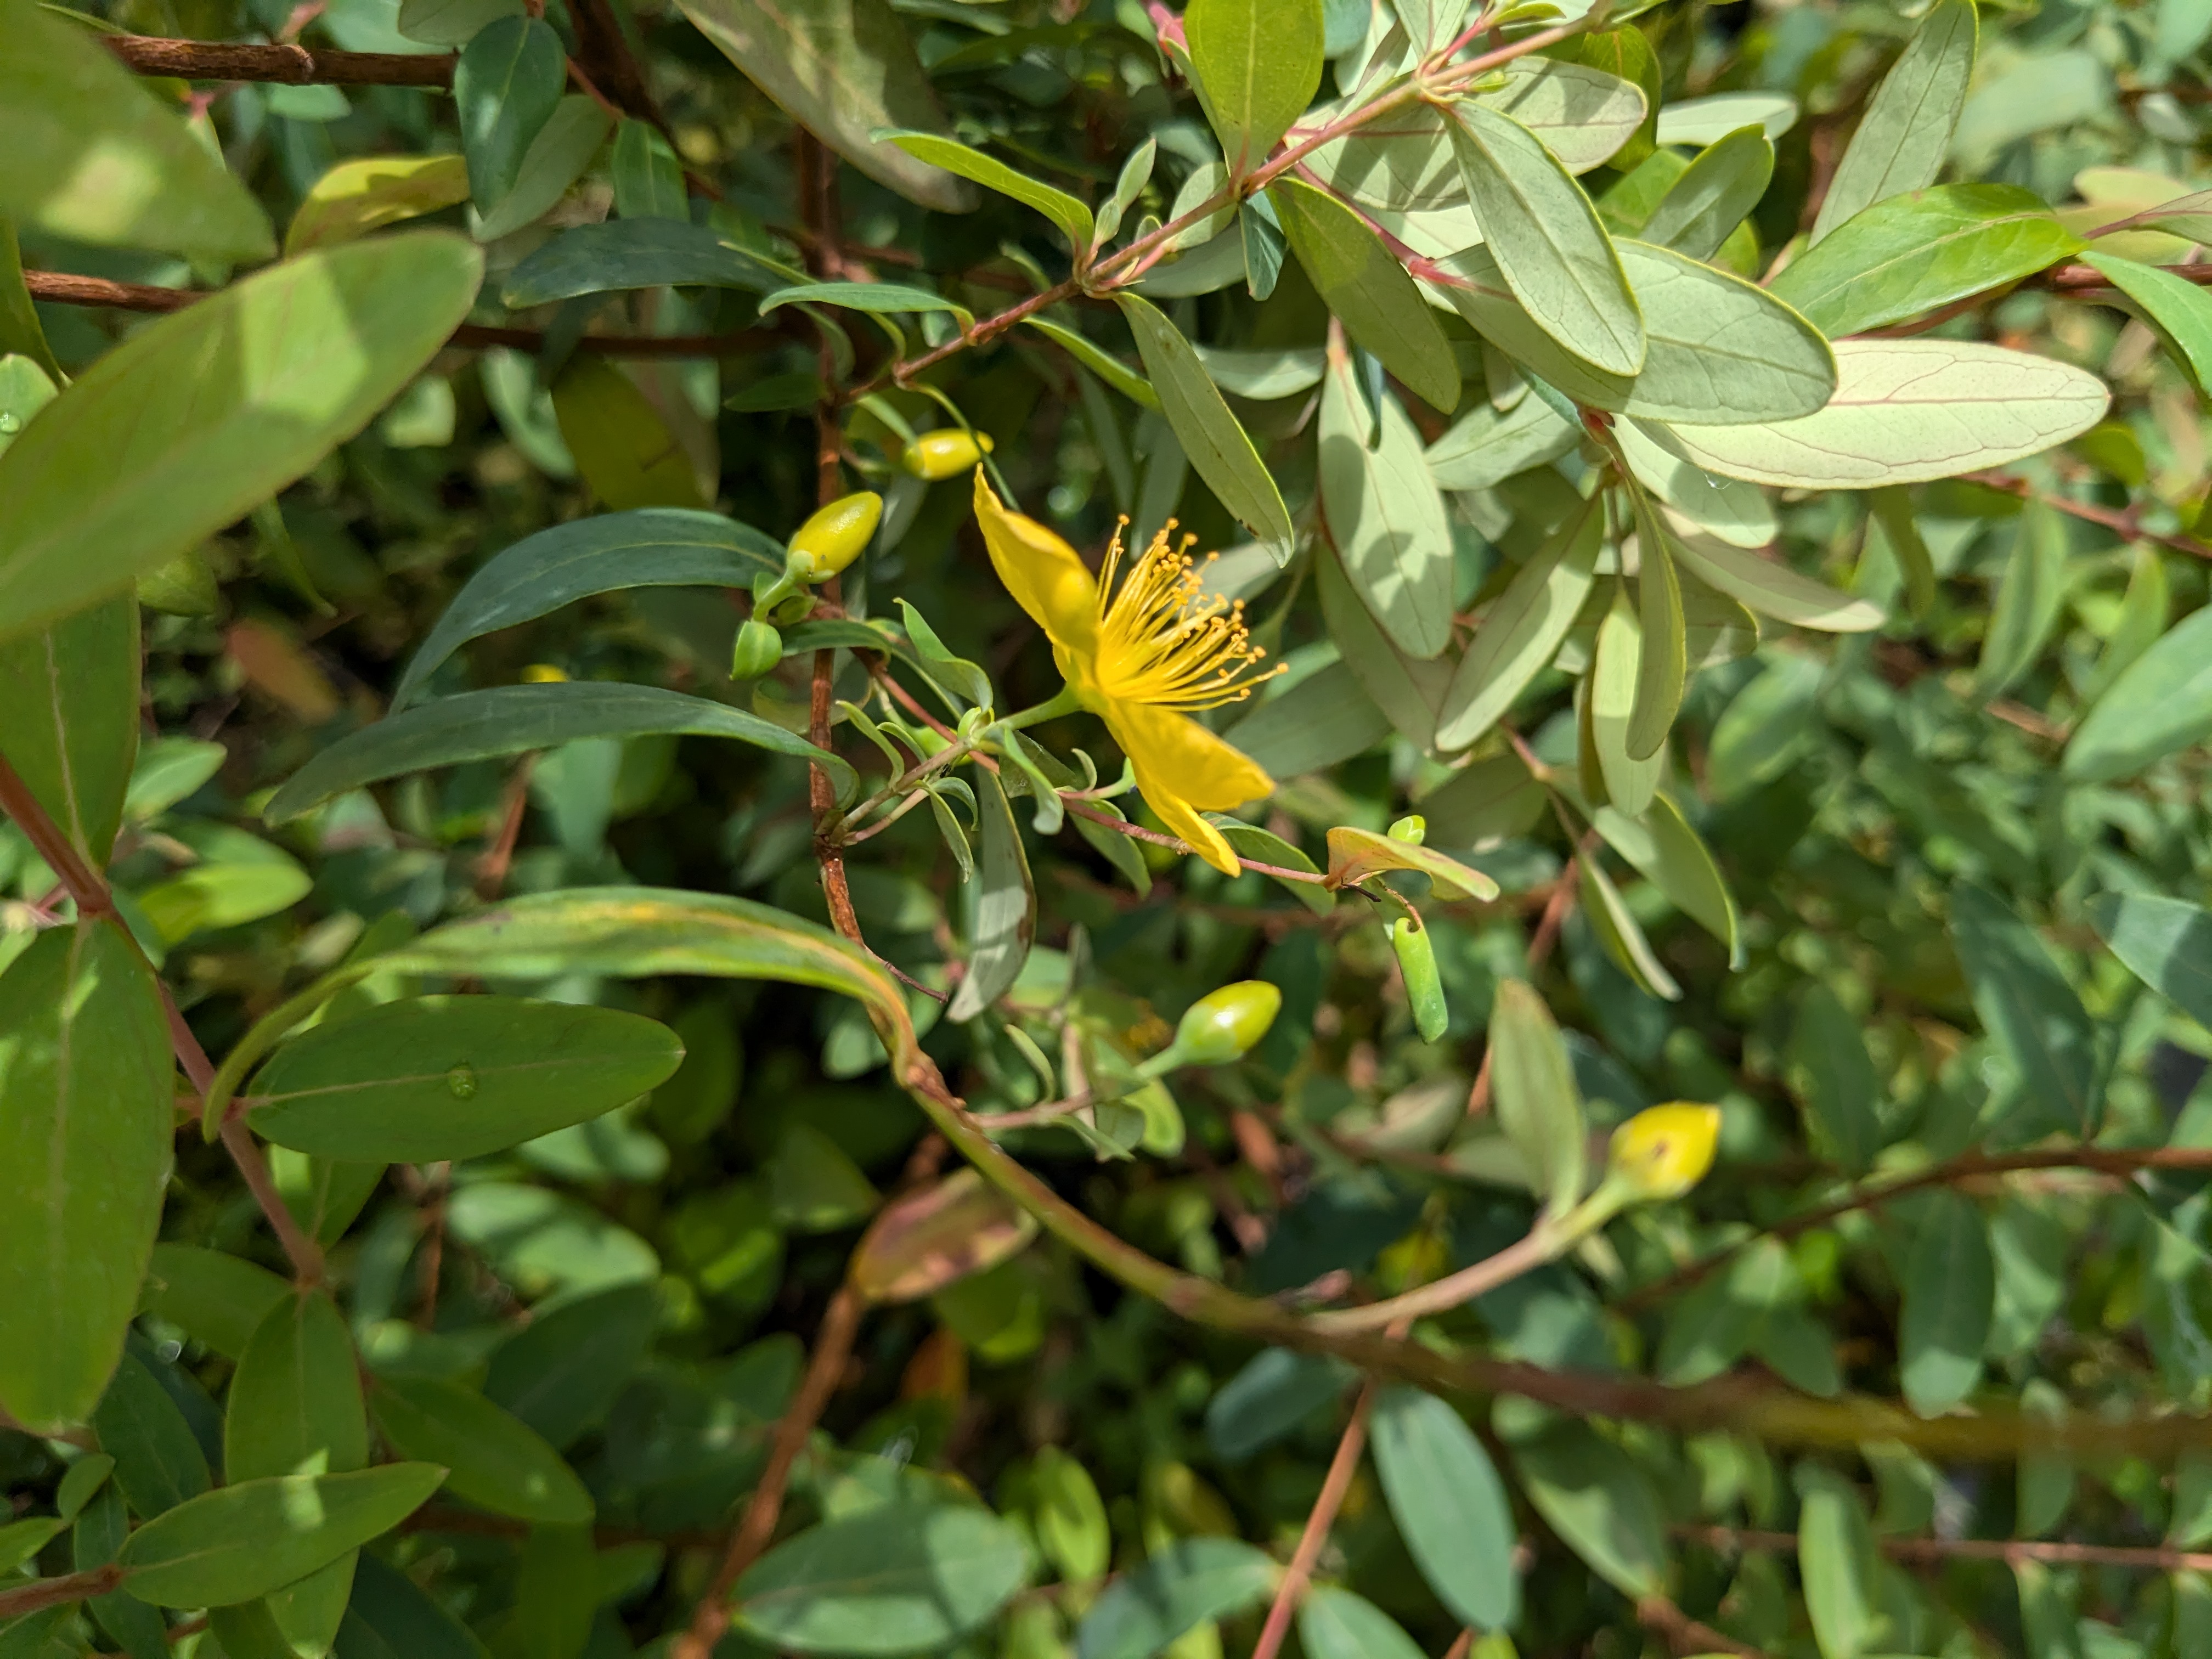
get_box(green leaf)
[1626,499,1686,763]
[0,0,274,261]
[1615,419,1774,551]
[735,1503,1031,1655]
[1640,124,1771,261]
[207,1602,298,1659]
[1210,817,1335,916]
[1706,651,1821,802]
[1588,794,1738,958]
[117,1465,446,1609]
[1435,492,1604,750]
[139,1244,289,1362]
[1075,1538,1277,1659]
[2089,893,2212,1030]
[262,681,857,823]
[75,1480,168,1657]
[1663,338,2109,488]
[1487,981,1585,1220]
[1430,241,1832,425]
[371,1376,594,1525]
[676,0,976,212]
[1447,103,1644,377]
[1269,178,1458,412]
[1317,354,1455,659]
[1900,1191,1995,1415]
[471,97,615,242]
[0,598,138,868]
[551,354,708,511]
[250,995,685,1163]
[1787,984,1881,1173]
[947,770,1035,1023]
[394,510,785,708]
[1656,91,1798,146]
[1949,882,2101,1139]
[484,1283,658,1450]
[2082,250,2212,395]
[1022,318,1163,410]
[0,923,170,1432]
[1184,0,1323,174]
[2065,602,2212,781]
[1316,539,1452,750]
[503,218,777,308]
[1030,1446,1109,1583]
[1370,1385,1519,1624]
[1113,294,1295,560]
[1205,1349,1351,1462]
[1425,394,1577,491]
[1664,516,1883,631]
[1221,662,1390,778]
[1812,0,1978,243]
[1770,184,2082,340]
[453,16,565,210]
[1511,1425,1667,1598]
[1974,499,2069,701]
[879,130,1091,249]
[1796,1465,1886,1659]
[1578,854,1680,1001]
[286,153,473,256]
[0,232,483,645]
[338,1551,493,1659]
[1,223,65,383]
[1298,1587,1426,1659]
[610,120,687,222]
[768,1120,881,1231]
[760,281,976,331]
[92,1347,210,1519]
[1587,591,1660,815]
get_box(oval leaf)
[250,995,684,1163]
[1370,1387,1520,1630]
[2064,602,2212,782]
[852,1170,1040,1304]
[371,1376,595,1525]
[735,1503,1031,1655]
[0,232,483,645]
[1318,353,1456,659]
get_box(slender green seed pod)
[1390,917,1449,1043]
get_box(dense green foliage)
[7,1,2212,1657]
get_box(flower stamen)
[1092,520,1284,710]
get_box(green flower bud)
[1387,814,1426,845]
[730,618,783,680]
[1389,917,1448,1043]
[903,429,994,481]
[787,490,883,582]
[1173,980,1282,1065]
[1606,1103,1722,1201]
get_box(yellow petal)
[1103,699,1273,878]
[973,472,1099,661]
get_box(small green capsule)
[1390,916,1449,1043]
[787,490,884,582]
[1173,980,1283,1065]
[902,428,994,480]
[1387,814,1426,845]
[730,617,783,680]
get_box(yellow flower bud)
[1606,1103,1722,1201]
[520,663,569,683]
[787,490,883,582]
[1173,980,1282,1064]
[903,428,994,480]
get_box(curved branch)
[101,33,454,85]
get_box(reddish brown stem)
[673,1281,866,1659]
[0,1566,123,1621]
[1637,1594,1768,1659]
[1250,1381,1379,1659]
[1961,469,2212,563]
[101,33,453,84]
[475,756,537,901]
[1688,1523,2212,1575]
[22,272,771,358]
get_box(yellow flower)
[973,474,1277,875]
[1606,1103,1722,1201]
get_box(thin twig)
[0,1566,124,1622]
[1636,1594,1768,1659]
[672,1281,866,1659]
[1963,469,2212,563]
[1250,1380,1379,1659]
[22,271,774,359]
[1686,1524,2212,1575]
[1061,799,1329,884]
[101,32,452,84]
